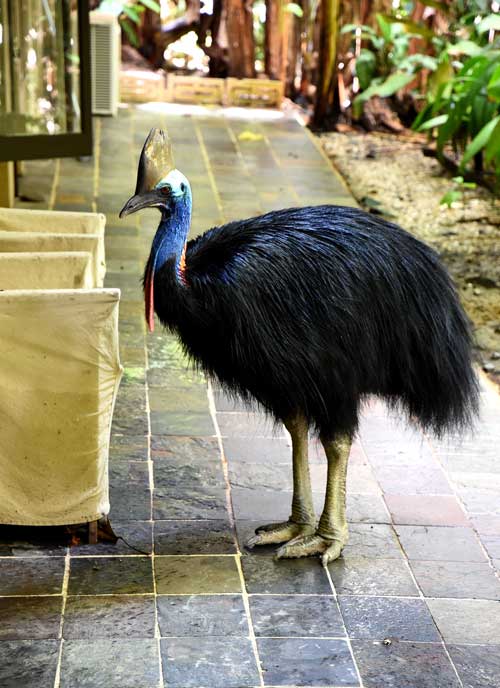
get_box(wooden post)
[0,163,15,208]
[88,520,98,544]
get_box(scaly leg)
[276,434,351,566]
[246,415,316,548]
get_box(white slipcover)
[0,289,122,525]
[0,232,104,287]
[0,208,106,285]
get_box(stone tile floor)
[1,104,499,687]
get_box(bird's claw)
[246,521,315,549]
[275,532,346,566]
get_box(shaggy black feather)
[151,205,479,440]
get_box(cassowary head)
[120,127,192,333]
[119,127,191,219]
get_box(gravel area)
[321,131,500,386]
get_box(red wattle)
[144,257,155,333]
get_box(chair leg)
[88,520,98,544]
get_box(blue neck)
[151,197,191,280]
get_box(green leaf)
[341,23,372,34]
[378,15,434,39]
[353,71,415,117]
[469,95,495,137]
[138,0,161,11]
[417,114,449,131]
[120,18,139,46]
[440,190,462,207]
[371,70,415,96]
[376,13,392,42]
[476,14,500,34]
[485,119,500,163]
[437,98,467,153]
[447,40,484,57]
[461,114,500,169]
[487,64,500,101]
[340,24,358,34]
[428,59,454,98]
[122,5,141,24]
[398,54,438,71]
[285,2,303,17]
[412,101,434,130]
[355,49,376,91]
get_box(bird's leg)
[276,434,351,567]
[246,415,316,548]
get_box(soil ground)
[320,130,500,386]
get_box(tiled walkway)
[1,105,499,687]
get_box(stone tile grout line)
[137,121,166,688]
[52,549,70,688]
[422,420,500,580]
[324,545,364,687]
[49,108,101,688]
[199,121,265,688]
[207,380,266,688]
[383,473,466,688]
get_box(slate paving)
[1,104,499,687]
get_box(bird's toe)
[320,540,345,567]
[246,521,314,549]
[275,533,328,560]
[275,533,346,564]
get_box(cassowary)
[120,128,478,566]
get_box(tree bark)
[265,0,282,80]
[284,12,301,97]
[226,0,255,78]
[312,0,340,127]
[139,7,165,68]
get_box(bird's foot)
[275,530,348,567]
[246,521,315,548]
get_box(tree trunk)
[284,12,301,97]
[139,7,164,68]
[199,0,228,77]
[265,0,282,80]
[312,0,340,127]
[226,0,255,78]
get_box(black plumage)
[120,129,480,564]
[152,204,479,441]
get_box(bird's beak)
[119,189,167,218]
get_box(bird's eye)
[161,186,170,195]
[180,183,186,193]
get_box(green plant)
[341,14,435,117]
[341,1,500,124]
[414,46,500,186]
[440,176,477,208]
[98,0,160,47]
